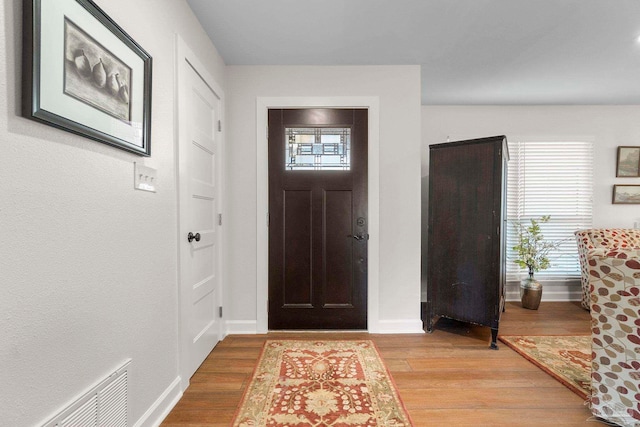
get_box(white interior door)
[177,39,224,384]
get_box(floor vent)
[43,360,131,427]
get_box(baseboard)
[505,280,582,302]
[226,320,258,335]
[228,304,583,334]
[225,319,423,334]
[133,376,182,427]
[377,319,425,334]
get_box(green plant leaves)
[511,216,561,273]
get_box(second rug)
[499,335,591,400]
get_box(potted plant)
[512,215,559,310]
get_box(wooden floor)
[162,301,598,426]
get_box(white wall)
[0,0,225,425]
[422,106,640,300]
[225,66,422,332]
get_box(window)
[285,127,351,170]
[506,141,593,279]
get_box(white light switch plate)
[134,163,157,192]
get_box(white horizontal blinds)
[506,141,593,279]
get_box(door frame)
[175,34,226,390]
[256,97,380,333]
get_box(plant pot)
[520,275,542,310]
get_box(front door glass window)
[285,127,351,170]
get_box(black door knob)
[187,232,201,242]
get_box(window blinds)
[506,141,593,279]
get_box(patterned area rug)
[499,335,591,400]
[231,340,413,426]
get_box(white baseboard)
[226,320,258,335]
[505,280,582,302]
[133,376,183,427]
[225,319,423,334]
[377,319,425,334]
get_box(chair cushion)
[586,229,640,249]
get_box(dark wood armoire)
[425,136,508,349]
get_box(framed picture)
[616,146,640,177]
[23,0,152,156]
[612,185,640,204]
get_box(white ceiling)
[186,0,640,105]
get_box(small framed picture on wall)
[613,185,640,204]
[616,146,640,177]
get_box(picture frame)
[612,185,640,204]
[23,0,152,156]
[616,146,640,177]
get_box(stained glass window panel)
[285,127,351,170]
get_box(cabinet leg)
[490,328,499,350]
[426,318,434,333]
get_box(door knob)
[187,232,201,242]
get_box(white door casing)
[176,35,225,388]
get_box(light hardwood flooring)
[162,301,597,426]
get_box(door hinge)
[219,306,223,318]
[266,212,269,228]
[266,125,269,139]
[218,213,222,226]
[218,120,222,132]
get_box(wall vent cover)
[43,360,131,427]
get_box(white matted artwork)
[23,0,152,155]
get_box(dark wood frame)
[612,184,640,204]
[615,146,640,177]
[22,0,152,156]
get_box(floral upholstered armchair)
[575,229,640,310]
[587,249,640,427]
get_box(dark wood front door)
[268,109,368,329]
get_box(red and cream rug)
[499,335,591,400]
[231,340,413,426]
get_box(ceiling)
[186,0,640,105]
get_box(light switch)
[134,163,157,193]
